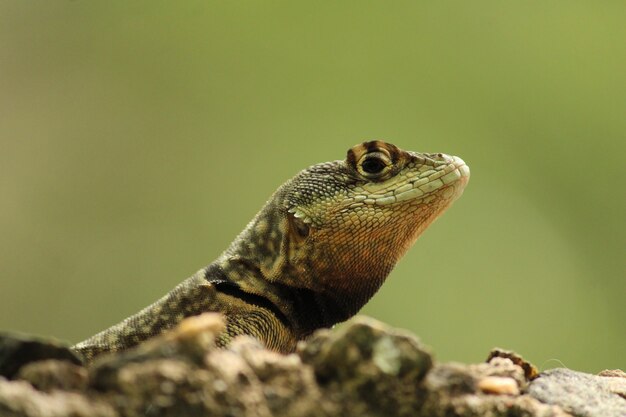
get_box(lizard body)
[73,141,469,363]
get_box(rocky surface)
[0,332,82,379]
[528,368,626,417]
[0,315,623,417]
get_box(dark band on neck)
[204,263,291,329]
[273,283,351,335]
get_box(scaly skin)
[73,141,469,363]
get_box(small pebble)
[478,376,520,395]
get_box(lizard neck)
[207,184,394,338]
[209,251,376,339]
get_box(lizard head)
[224,140,469,321]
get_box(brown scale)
[73,141,469,364]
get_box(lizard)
[72,140,470,363]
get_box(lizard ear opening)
[260,214,309,281]
[288,213,310,243]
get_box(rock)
[419,361,572,417]
[89,313,327,417]
[104,358,268,417]
[298,316,433,416]
[230,336,335,417]
[598,369,626,378]
[0,378,116,417]
[17,360,87,392]
[478,376,521,395]
[0,332,82,379]
[89,312,224,391]
[487,348,539,381]
[528,368,626,417]
[597,369,626,399]
[0,315,622,417]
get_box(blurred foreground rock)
[0,315,623,417]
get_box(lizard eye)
[361,157,386,174]
[357,152,391,178]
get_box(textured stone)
[17,360,87,392]
[420,362,572,417]
[528,368,626,417]
[0,332,82,379]
[0,316,622,417]
[0,378,115,417]
[298,316,434,416]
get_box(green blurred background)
[1,2,624,372]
